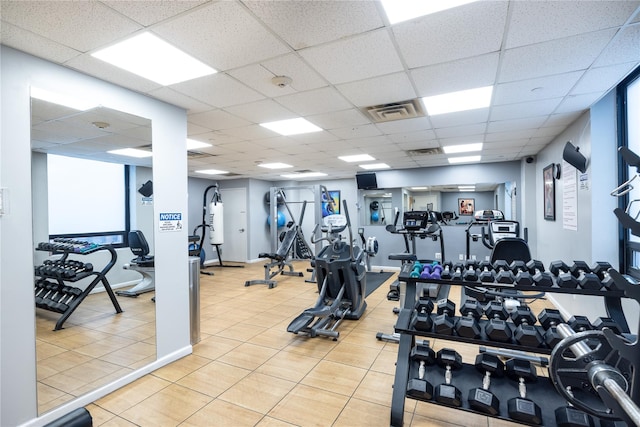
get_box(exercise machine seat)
[258,226,297,262]
[247,226,303,288]
[129,230,154,267]
[490,237,531,264]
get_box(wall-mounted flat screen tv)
[356,172,378,190]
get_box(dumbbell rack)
[34,241,122,330]
[390,262,640,426]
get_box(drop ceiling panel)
[411,53,500,97]
[394,136,439,149]
[488,116,548,133]
[375,117,432,135]
[306,109,370,130]
[490,98,562,121]
[572,63,639,95]
[287,131,340,144]
[101,0,208,27]
[499,29,617,82]
[433,123,486,139]
[188,109,251,131]
[224,99,296,124]
[543,112,583,128]
[392,1,508,69]
[505,1,639,49]
[152,1,290,71]
[275,87,352,116]
[0,22,81,63]
[336,73,416,107]
[0,1,141,52]
[493,72,583,105]
[148,87,214,114]
[328,124,382,140]
[171,73,265,108]
[244,0,383,49]
[223,124,281,140]
[485,129,536,143]
[299,29,404,85]
[429,109,490,129]
[555,92,604,114]
[594,24,640,67]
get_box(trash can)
[188,256,201,344]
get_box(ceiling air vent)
[187,151,217,159]
[362,99,425,123]
[407,147,443,156]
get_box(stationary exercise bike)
[287,200,367,340]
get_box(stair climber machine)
[287,200,367,340]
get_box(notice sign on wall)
[159,212,183,232]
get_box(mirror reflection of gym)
[30,97,156,415]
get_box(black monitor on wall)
[356,172,378,190]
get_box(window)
[617,67,640,278]
[47,154,129,246]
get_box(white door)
[220,188,247,262]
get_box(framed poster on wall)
[543,163,556,220]
[458,198,475,216]
[322,190,340,217]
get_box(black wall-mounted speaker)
[138,180,153,197]
[562,141,587,173]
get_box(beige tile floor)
[37,261,557,426]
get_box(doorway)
[220,188,248,262]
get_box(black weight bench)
[245,226,303,289]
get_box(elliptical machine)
[287,200,367,340]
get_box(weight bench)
[117,230,155,297]
[245,226,303,289]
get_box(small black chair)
[490,237,531,264]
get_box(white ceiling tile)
[594,24,640,67]
[101,1,208,27]
[500,29,617,82]
[411,53,500,97]
[395,138,439,150]
[572,63,638,95]
[494,72,583,105]
[0,21,81,63]
[152,1,290,71]
[490,98,562,121]
[222,124,275,140]
[485,129,536,142]
[148,87,214,114]
[392,1,508,68]
[533,126,567,139]
[543,112,583,128]
[375,117,432,135]
[433,124,486,139]
[555,92,604,114]
[244,0,383,49]
[505,1,639,49]
[388,130,437,145]
[307,109,370,130]
[299,29,404,85]
[0,1,141,52]
[328,124,382,140]
[224,99,296,123]
[429,109,490,129]
[487,117,548,133]
[276,87,352,116]
[336,73,416,107]
[288,131,340,144]
[188,110,251,131]
[171,73,265,108]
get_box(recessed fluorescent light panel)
[458,186,476,191]
[411,187,428,190]
[442,143,483,154]
[381,0,477,24]
[186,139,212,150]
[108,148,153,158]
[92,32,217,85]
[422,86,493,116]
[281,172,327,179]
[338,154,375,163]
[195,169,228,175]
[359,163,390,170]
[448,155,481,164]
[31,87,98,111]
[258,163,292,169]
[260,118,322,136]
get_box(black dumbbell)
[555,387,596,427]
[50,287,82,312]
[412,298,434,332]
[440,262,453,280]
[511,305,543,348]
[434,348,462,407]
[452,263,464,281]
[591,261,617,290]
[468,353,503,416]
[433,299,456,335]
[568,315,592,332]
[455,298,482,338]
[478,260,495,282]
[506,358,542,425]
[510,261,533,286]
[538,308,565,348]
[593,317,623,335]
[525,259,554,287]
[550,260,579,288]
[569,261,602,290]
[463,260,479,282]
[407,344,436,400]
[493,260,514,284]
[484,301,512,343]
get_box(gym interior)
[2,2,640,427]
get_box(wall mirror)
[30,96,156,414]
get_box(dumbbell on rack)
[505,358,542,425]
[434,348,463,407]
[454,298,482,339]
[467,353,503,416]
[550,261,579,288]
[511,305,543,348]
[412,298,434,332]
[538,308,566,348]
[440,262,453,280]
[433,299,456,335]
[484,301,513,343]
[407,344,436,400]
[526,259,554,287]
[510,261,533,286]
[493,260,515,284]
[591,261,616,290]
[569,261,602,290]
[463,260,479,282]
[554,386,596,427]
[478,260,495,282]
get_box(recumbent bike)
[287,200,367,340]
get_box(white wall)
[1,46,191,426]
